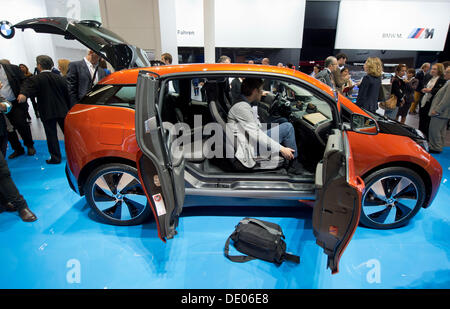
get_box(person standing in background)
[332,53,349,92]
[57,59,70,79]
[315,56,338,89]
[419,63,446,138]
[161,53,173,65]
[66,50,106,108]
[355,57,383,114]
[18,64,38,121]
[428,66,450,153]
[310,64,320,78]
[385,64,407,120]
[410,62,431,114]
[396,68,418,124]
[0,61,35,159]
[0,93,11,156]
[18,55,70,164]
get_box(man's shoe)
[8,149,25,159]
[19,207,37,222]
[27,147,36,156]
[46,158,61,164]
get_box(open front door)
[313,129,364,274]
[135,71,185,242]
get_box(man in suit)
[18,55,70,164]
[428,66,450,153]
[315,56,338,89]
[0,62,36,159]
[66,50,106,107]
[0,93,12,157]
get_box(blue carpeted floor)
[0,140,449,289]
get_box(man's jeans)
[265,122,298,159]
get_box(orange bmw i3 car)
[9,18,442,274]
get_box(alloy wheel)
[362,175,419,226]
[91,170,149,222]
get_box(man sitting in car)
[227,78,303,174]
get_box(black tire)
[84,163,152,226]
[359,167,426,229]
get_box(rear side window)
[80,85,136,108]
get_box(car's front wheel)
[359,167,426,229]
[84,164,152,226]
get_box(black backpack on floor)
[224,218,300,265]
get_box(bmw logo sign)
[0,21,15,39]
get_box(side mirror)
[351,113,378,135]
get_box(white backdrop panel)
[335,0,450,51]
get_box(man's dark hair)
[286,63,294,69]
[36,55,54,70]
[161,53,173,64]
[442,60,450,69]
[336,53,347,61]
[240,78,263,96]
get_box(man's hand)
[430,110,439,116]
[0,81,3,89]
[0,102,7,112]
[280,146,295,160]
[17,94,27,103]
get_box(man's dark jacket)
[20,72,70,122]
[66,60,106,107]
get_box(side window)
[80,85,136,108]
[106,86,136,107]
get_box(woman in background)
[419,63,446,138]
[57,59,70,81]
[355,57,383,114]
[18,64,38,119]
[385,64,407,120]
[396,68,418,124]
[340,67,354,98]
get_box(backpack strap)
[284,252,300,264]
[224,236,255,263]
[240,218,283,237]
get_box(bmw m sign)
[408,28,434,39]
[0,20,15,39]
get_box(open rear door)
[135,70,185,242]
[313,129,364,274]
[11,17,150,70]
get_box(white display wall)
[0,0,101,71]
[335,0,450,51]
[175,0,306,48]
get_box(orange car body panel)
[64,64,442,205]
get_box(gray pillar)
[203,0,215,63]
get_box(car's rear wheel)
[359,167,426,229]
[84,164,152,226]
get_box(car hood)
[12,17,150,71]
[375,115,425,140]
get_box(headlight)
[414,138,429,152]
[415,128,426,139]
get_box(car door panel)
[313,129,364,274]
[135,71,185,242]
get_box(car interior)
[83,74,339,187]
[157,74,338,183]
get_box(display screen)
[335,0,450,51]
[175,0,306,48]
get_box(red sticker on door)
[152,193,166,216]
